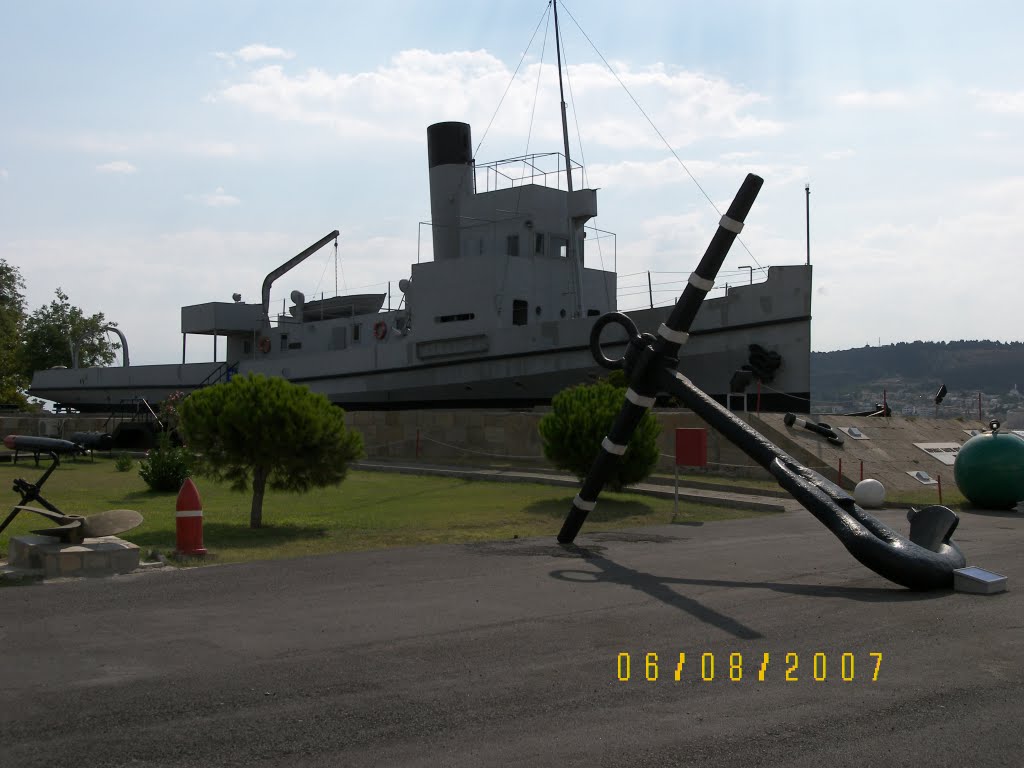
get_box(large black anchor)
[558,173,966,590]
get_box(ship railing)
[617,267,770,312]
[414,219,616,268]
[196,360,238,388]
[103,397,164,433]
[474,152,585,193]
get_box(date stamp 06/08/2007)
[615,651,884,684]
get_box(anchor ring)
[589,312,640,370]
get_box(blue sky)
[2,0,1022,365]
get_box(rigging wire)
[335,236,345,294]
[497,8,552,316]
[311,235,345,299]
[559,24,586,188]
[474,4,552,158]
[558,16,612,309]
[521,8,552,165]
[558,1,765,271]
[312,240,333,297]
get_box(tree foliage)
[812,339,1024,398]
[20,288,120,376]
[0,260,28,407]
[178,374,365,528]
[538,378,660,492]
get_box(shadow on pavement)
[549,548,947,639]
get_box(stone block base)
[9,535,140,578]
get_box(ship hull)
[29,266,812,414]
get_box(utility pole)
[805,183,811,266]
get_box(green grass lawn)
[0,456,767,566]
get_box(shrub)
[538,378,660,491]
[114,452,133,472]
[139,432,192,492]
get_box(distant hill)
[811,340,1024,398]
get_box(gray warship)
[29,119,811,414]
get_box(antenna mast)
[553,0,573,196]
[552,0,583,317]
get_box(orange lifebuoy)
[373,320,388,341]
[258,336,272,354]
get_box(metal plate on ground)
[913,442,961,466]
[838,426,870,440]
[954,566,1008,594]
[906,470,939,485]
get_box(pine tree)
[179,374,364,528]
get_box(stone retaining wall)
[1,409,772,478]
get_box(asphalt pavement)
[1,505,1021,767]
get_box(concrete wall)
[1,409,771,477]
[0,414,115,439]
[347,408,770,477]
[2,410,993,494]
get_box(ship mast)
[553,0,584,318]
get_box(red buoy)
[175,478,207,556]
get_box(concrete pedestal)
[9,534,140,578]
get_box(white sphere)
[854,479,886,508]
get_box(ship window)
[279,334,288,352]
[587,309,600,317]
[553,237,567,258]
[535,306,542,316]
[243,340,252,354]
[353,324,361,342]
[535,233,545,255]
[560,309,566,318]
[512,299,528,326]
[506,234,519,257]
[436,313,475,323]
[479,238,485,255]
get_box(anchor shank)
[658,174,763,353]
[558,174,764,544]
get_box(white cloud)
[236,44,295,62]
[213,44,295,67]
[587,156,806,191]
[823,149,855,161]
[95,160,137,174]
[836,90,914,108]
[720,151,760,161]
[0,168,8,179]
[187,186,240,207]
[8,229,415,365]
[216,50,782,150]
[972,89,1024,114]
[811,177,1024,350]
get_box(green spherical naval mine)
[953,430,1024,510]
